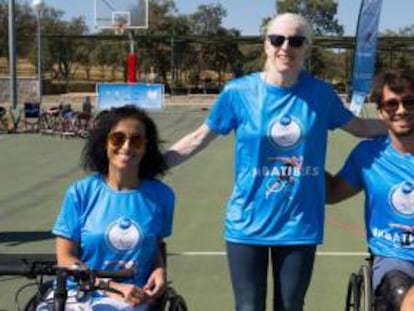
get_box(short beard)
[393,128,414,137]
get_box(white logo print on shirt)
[106,217,141,251]
[389,181,414,216]
[268,115,303,149]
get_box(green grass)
[0,106,375,310]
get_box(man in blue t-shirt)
[326,70,414,311]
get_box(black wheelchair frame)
[0,253,134,311]
[0,243,188,311]
[345,260,374,311]
[345,247,414,311]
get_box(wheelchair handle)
[0,261,135,279]
[0,261,56,277]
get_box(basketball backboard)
[94,0,148,30]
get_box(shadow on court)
[0,231,53,246]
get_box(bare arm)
[341,116,387,138]
[56,236,85,268]
[325,171,362,204]
[401,286,414,311]
[143,241,167,300]
[164,123,218,168]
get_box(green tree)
[0,0,7,58]
[0,1,89,83]
[134,0,191,85]
[70,38,97,81]
[375,27,414,74]
[189,3,226,35]
[187,3,243,87]
[43,14,88,80]
[276,0,343,36]
[0,0,36,58]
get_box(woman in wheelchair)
[37,105,175,310]
[326,70,414,311]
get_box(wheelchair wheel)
[167,294,188,311]
[22,280,54,311]
[359,265,373,311]
[154,286,188,311]
[346,273,361,311]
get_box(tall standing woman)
[165,13,386,311]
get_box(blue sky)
[30,0,414,36]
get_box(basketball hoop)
[95,0,149,30]
[114,22,127,35]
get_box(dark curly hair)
[81,105,167,179]
[370,70,414,107]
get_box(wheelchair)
[1,242,188,311]
[345,256,414,311]
[345,260,374,311]
[23,279,188,311]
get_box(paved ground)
[0,106,375,311]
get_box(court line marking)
[169,251,369,256]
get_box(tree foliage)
[5,0,411,94]
[43,15,88,80]
[185,3,243,86]
[376,26,414,74]
[0,0,88,81]
[276,0,343,36]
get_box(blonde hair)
[265,13,312,44]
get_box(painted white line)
[168,251,369,257]
[317,251,369,256]
[169,251,225,256]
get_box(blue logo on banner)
[96,83,164,111]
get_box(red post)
[127,53,137,83]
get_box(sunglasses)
[379,96,414,113]
[107,131,146,149]
[267,34,307,48]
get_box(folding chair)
[23,102,41,132]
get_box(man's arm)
[341,116,387,138]
[325,171,362,204]
[164,124,218,168]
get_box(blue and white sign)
[350,0,383,116]
[96,83,164,111]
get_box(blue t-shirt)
[53,174,175,287]
[206,71,353,245]
[338,137,414,261]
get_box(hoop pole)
[127,53,137,83]
[124,30,136,83]
[128,30,134,53]
[127,31,137,83]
